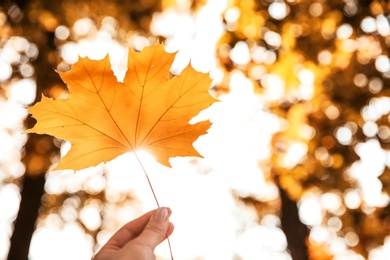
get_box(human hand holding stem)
[93,207,174,260]
[94,152,175,260]
[134,153,175,260]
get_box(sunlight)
[299,192,323,226]
[282,142,308,168]
[79,201,102,231]
[0,184,20,222]
[74,18,96,36]
[345,232,359,247]
[348,139,389,209]
[344,189,361,209]
[337,24,353,39]
[8,78,36,105]
[377,14,390,36]
[55,25,70,40]
[310,225,330,244]
[361,16,376,33]
[224,6,240,24]
[0,184,20,259]
[369,77,383,93]
[5,0,389,259]
[230,41,251,66]
[268,1,289,20]
[335,126,353,145]
[236,225,291,260]
[369,236,390,260]
[29,223,93,260]
[321,192,342,213]
[261,73,285,101]
[375,55,390,73]
[318,50,332,65]
[264,31,282,48]
[0,61,12,81]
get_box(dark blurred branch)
[279,186,309,260]
[8,174,45,260]
[6,0,60,258]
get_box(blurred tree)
[216,0,390,258]
[2,0,390,259]
[1,1,60,259]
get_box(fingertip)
[167,222,174,237]
[133,207,173,248]
[153,207,169,222]
[152,207,172,222]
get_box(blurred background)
[1,0,390,259]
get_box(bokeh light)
[2,0,390,259]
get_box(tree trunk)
[5,0,61,257]
[7,174,45,260]
[279,186,309,260]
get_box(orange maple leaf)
[26,43,217,171]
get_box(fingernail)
[154,207,168,222]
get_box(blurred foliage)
[217,0,390,258]
[2,0,390,259]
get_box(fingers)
[166,221,175,238]
[97,209,157,253]
[93,207,174,260]
[129,207,173,250]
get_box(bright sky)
[1,0,390,259]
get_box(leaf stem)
[133,152,174,260]
[134,152,160,208]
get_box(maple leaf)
[26,43,217,171]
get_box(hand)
[93,207,174,260]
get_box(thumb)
[134,207,171,249]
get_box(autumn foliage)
[3,0,390,259]
[26,43,217,171]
